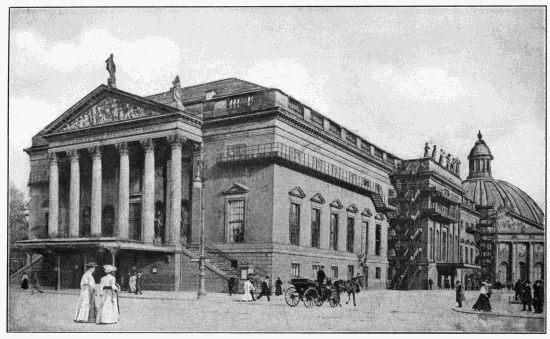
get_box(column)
[68,150,80,237]
[141,138,155,243]
[116,142,130,239]
[89,146,102,237]
[511,242,517,281]
[529,242,534,282]
[48,152,59,238]
[168,134,185,245]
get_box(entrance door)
[129,203,141,241]
[519,262,528,281]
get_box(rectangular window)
[346,217,355,253]
[470,248,474,264]
[375,267,381,279]
[348,265,355,280]
[345,131,357,144]
[227,199,245,243]
[374,148,384,159]
[291,263,300,277]
[331,266,338,279]
[311,208,321,248]
[310,111,324,127]
[442,231,447,262]
[361,140,370,151]
[330,213,339,250]
[289,203,301,245]
[375,224,381,256]
[128,203,141,241]
[363,221,369,254]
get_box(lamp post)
[193,147,207,298]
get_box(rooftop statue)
[105,54,116,88]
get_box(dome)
[462,178,544,226]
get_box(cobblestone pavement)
[8,287,545,332]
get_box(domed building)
[462,132,544,285]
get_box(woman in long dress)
[241,277,256,302]
[74,264,97,322]
[96,265,120,324]
[128,273,137,293]
[472,281,492,312]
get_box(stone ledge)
[452,307,545,319]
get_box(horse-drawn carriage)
[284,278,340,308]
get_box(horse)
[343,276,363,306]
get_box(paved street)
[8,287,544,332]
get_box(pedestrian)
[128,272,137,293]
[228,276,236,296]
[428,278,433,290]
[74,263,97,323]
[135,271,144,295]
[21,272,30,290]
[30,272,43,294]
[472,281,492,312]
[241,275,256,302]
[95,265,120,324]
[444,277,450,290]
[455,280,465,308]
[532,280,544,314]
[514,279,523,300]
[521,280,533,311]
[317,266,327,296]
[275,277,283,296]
[257,276,271,301]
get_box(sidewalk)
[9,284,238,302]
[453,307,545,319]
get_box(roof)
[147,78,266,105]
[468,131,493,159]
[462,178,544,226]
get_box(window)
[470,248,474,264]
[330,213,339,250]
[375,224,381,256]
[346,131,357,144]
[311,208,321,248]
[346,217,355,253]
[436,230,440,261]
[375,267,381,279]
[348,265,355,280]
[227,199,245,243]
[374,148,383,159]
[289,203,301,245]
[429,229,434,261]
[312,264,320,278]
[331,266,339,279]
[461,246,464,263]
[226,144,247,158]
[442,231,447,261]
[310,111,324,127]
[363,221,369,254]
[361,140,370,151]
[291,263,300,277]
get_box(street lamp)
[193,147,206,298]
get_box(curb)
[452,307,545,319]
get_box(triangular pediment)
[223,183,250,195]
[347,204,359,213]
[43,85,183,135]
[329,199,343,209]
[310,193,325,204]
[361,208,373,217]
[289,187,306,199]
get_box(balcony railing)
[423,202,459,223]
[217,142,384,204]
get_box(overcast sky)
[9,7,546,208]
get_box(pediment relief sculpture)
[61,96,161,132]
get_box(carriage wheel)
[284,287,300,307]
[303,287,318,308]
[329,292,340,308]
[314,298,325,307]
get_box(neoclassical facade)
[15,60,544,291]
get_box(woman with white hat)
[95,265,120,324]
[472,281,492,312]
[74,263,97,322]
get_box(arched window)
[102,205,115,237]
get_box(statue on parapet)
[106,53,116,88]
[445,154,452,169]
[438,150,445,165]
[424,142,431,158]
[431,145,438,160]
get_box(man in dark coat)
[228,276,237,296]
[257,276,271,301]
[317,266,327,296]
[455,281,466,308]
[275,277,283,296]
[514,279,523,300]
[428,278,433,290]
[135,271,144,295]
[532,280,544,314]
[521,280,532,311]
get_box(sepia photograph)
[6,5,546,333]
